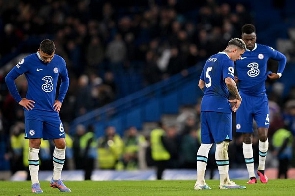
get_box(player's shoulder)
[25,53,37,59]
[53,54,65,61]
[22,53,38,62]
[256,43,276,52]
[53,54,66,65]
[16,53,37,67]
[207,53,218,60]
[209,52,228,61]
[216,52,231,64]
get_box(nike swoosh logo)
[37,68,43,71]
[59,133,65,136]
[240,57,247,60]
[265,122,269,125]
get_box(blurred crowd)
[0,0,254,123]
[0,0,295,180]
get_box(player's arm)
[267,47,287,80]
[57,72,69,103]
[198,67,206,92]
[225,77,242,112]
[54,64,69,112]
[5,68,35,110]
[5,68,22,103]
[198,79,205,92]
[56,60,70,103]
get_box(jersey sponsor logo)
[36,68,43,71]
[53,67,58,73]
[240,57,247,60]
[29,129,35,136]
[258,54,264,59]
[247,62,260,77]
[41,76,54,92]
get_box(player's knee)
[29,139,41,148]
[54,138,66,149]
[259,135,268,142]
[216,141,229,151]
[55,143,66,149]
[258,128,268,142]
[215,141,229,159]
[198,143,213,155]
[243,134,252,144]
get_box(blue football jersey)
[200,52,235,113]
[12,53,69,112]
[235,43,286,96]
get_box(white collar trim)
[219,51,230,58]
[246,43,257,51]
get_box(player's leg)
[52,138,66,180]
[256,127,268,183]
[236,94,256,183]
[242,133,257,183]
[50,138,70,192]
[25,118,43,193]
[216,141,244,189]
[215,141,230,185]
[44,118,71,192]
[255,96,269,183]
[194,111,213,190]
[195,144,212,190]
[210,112,231,186]
[212,112,245,189]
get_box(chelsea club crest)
[53,67,58,73]
[258,54,264,59]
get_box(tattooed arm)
[225,77,242,112]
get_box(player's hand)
[53,100,62,112]
[19,98,35,111]
[229,99,241,112]
[234,76,239,84]
[268,72,280,80]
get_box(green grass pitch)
[0,179,294,196]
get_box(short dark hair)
[39,39,55,55]
[241,24,256,34]
[228,38,246,50]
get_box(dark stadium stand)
[1,0,295,173]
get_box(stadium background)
[1,0,295,180]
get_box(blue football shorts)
[200,111,232,144]
[236,93,269,133]
[24,110,65,140]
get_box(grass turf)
[0,179,294,196]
